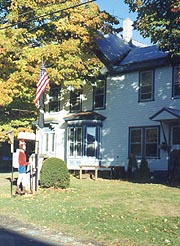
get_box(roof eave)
[110,56,170,75]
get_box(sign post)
[5,130,14,196]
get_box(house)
[36,29,180,181]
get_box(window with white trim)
[93,78,106,109]
[173,66,180,97]
[129,126,159,158]
[69,127,82,157]
[49,84,60,112]
[139,70,154,101]
[70,89,82,112]
[68,125,101,158]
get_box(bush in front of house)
[40,157,70,189]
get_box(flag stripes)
[35,63,49,105]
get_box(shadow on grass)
[0,227,61,246]
[6,177,17,186]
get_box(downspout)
[160,121,171,181]
[160,121,168,147]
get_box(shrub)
[136,157,151,182]
[40,157,70,189]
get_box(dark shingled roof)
[94,33,131,68]
[120,45,168,65]
[64,111,106,121]
[94,34,170,73]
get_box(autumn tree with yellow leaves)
[0,0,121,140]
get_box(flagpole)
[38,93,45,128]
[35,61,49,129]
[34,61,49,191]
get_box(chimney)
[123,18,133,43]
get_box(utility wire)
[0,0,96,30]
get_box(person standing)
[15,139,29,195]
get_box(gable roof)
[94,33,170,73]
[94,33,131,68]
[150,107,180,122]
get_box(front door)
[169,150,180,182]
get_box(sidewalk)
[0,214,100,246]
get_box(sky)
[95,0,151,45]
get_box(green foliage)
[40,157,70,189]
[0,0,121,136]
[124,0,180,55]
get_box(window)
[68,125,100,158]
[49,84,60,112]
[44,132,55,152]
[93,78,106,109]
[86,127,96,157]
[130,128,142,157]
[139,70,154,101]
[70,89,82,112]
[69,127,82,157]
[173,66,180,97]
[172,126,180,145]
[129,126,159,158]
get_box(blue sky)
[95,0,151,45]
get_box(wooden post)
[95,166,98,180]
[5,130,14,196]
[80,167,82,179]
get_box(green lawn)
[0,172,180,246]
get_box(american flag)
[35,62,49,105]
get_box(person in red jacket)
[15,139,29,194]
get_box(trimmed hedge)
[40,157,70,189]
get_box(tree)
[0,0,121,140]
[124,0,180,55]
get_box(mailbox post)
[5,130,14,196]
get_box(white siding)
[95,65,179,171]
[39,65,179,172]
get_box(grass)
[0,172,180,246]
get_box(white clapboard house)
[36,21,180,180]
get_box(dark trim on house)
[150,107,180,122]
[111,57,170,75]
[64,111,106,122]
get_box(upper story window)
[139,70,154,102]
[70,89,82,112]
[173,66,180,98]
[93,78,106,109]
[129,126,159,158]
[48,84,60,112]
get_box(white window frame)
[129,126,159,158]
[173,66,180,98]
[139,70,154,101]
